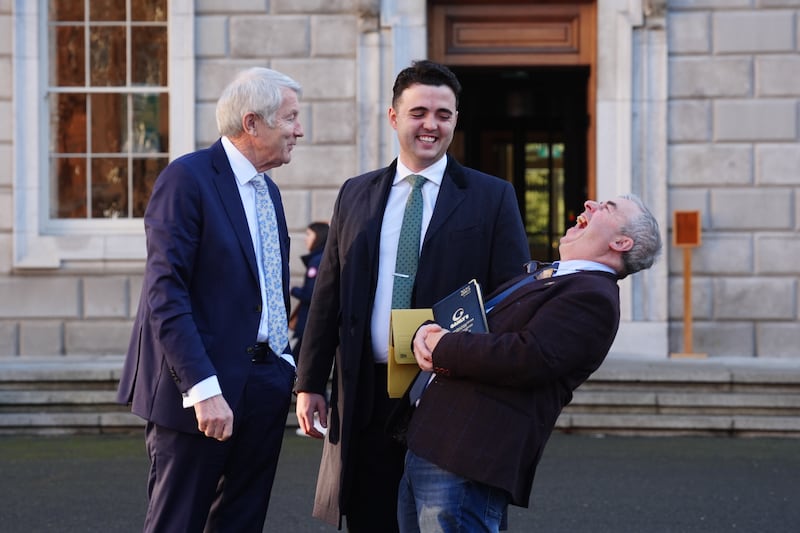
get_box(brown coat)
[405,270,620,507]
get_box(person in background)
[290,221,329,360]
[399,194,662,533]
[293,60,530,532]
[117,67,303,532]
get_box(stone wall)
[0,0,16,354]
[194,0,360,243]
[0,0,363,356]
[667,0,800,357]
[2,0,799,360]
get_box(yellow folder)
[387,308,433,398]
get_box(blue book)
[432,279,489,333]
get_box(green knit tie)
[391,175,426,308]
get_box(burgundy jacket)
[405,270,620,507]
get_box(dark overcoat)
[294,155,530,526]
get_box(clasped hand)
[194,394,234,441]
[412,323,449,371]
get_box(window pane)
[51,157,87,218]
[91,93,127,153]
[89,0,126,22]
[132,27,167,86]
[132,0,167,22]
[132,93,168,153]
[132,157,167,217]
[91,158,129,218]
[48,0,169,222]
[50,0,84,21]
[51,25,85,86]
[525,142,565,258]
[90,26,126,86]
[51,93,87,153]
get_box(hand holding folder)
[387,309,433,398]
[387,279,488,397]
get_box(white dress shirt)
[370,156,447,363]
[553,259,617,276]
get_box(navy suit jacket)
[294,155,531,525]
[117,139,291,434]
[405,270,621,508]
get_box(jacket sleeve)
[431,276,620,390]
[142,161,217,391]
[294,187,346,394]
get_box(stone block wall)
[0,0,362,357]
[667,0,800,357]
[3,0,799,360]
[1,0,15,355]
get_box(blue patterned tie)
[392,175,427,309]
[252,174,289,355]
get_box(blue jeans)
[397,450,510,533]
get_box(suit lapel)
[265,175,292,309]
[209,140,260,284]
[265,176,289,265]
[363,164,396,269]
[423,156,467,246]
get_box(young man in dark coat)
[293,60,530,531]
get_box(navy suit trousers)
[143,357,295,533]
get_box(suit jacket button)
[255,304,262,312]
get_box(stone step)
[568,390,800,415]
[0,389,119,407]
[0,412,144,436]
[0,356,125,382]
[0,412,303,436]
[557,412,800,437]
[1,355,799,436]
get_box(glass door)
[449,67,588,261]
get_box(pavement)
[0,429,798,532]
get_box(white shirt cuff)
[181,353,294,409]
[182,375,222,408]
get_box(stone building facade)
[0,0,798,361]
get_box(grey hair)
[618,194,662,277]
[215,67,302,137]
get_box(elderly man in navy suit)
[117,67,303,532]
[399,194,662,533]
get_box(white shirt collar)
[221,136,260,185]
[394,155,447,186]
[554,259,617,276]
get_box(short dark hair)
[392,60,462,108]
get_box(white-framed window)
[13,0,194,268]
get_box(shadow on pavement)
[1,429,798,532]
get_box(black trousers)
[344,364,406,533]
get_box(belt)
[247,342,278,364]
